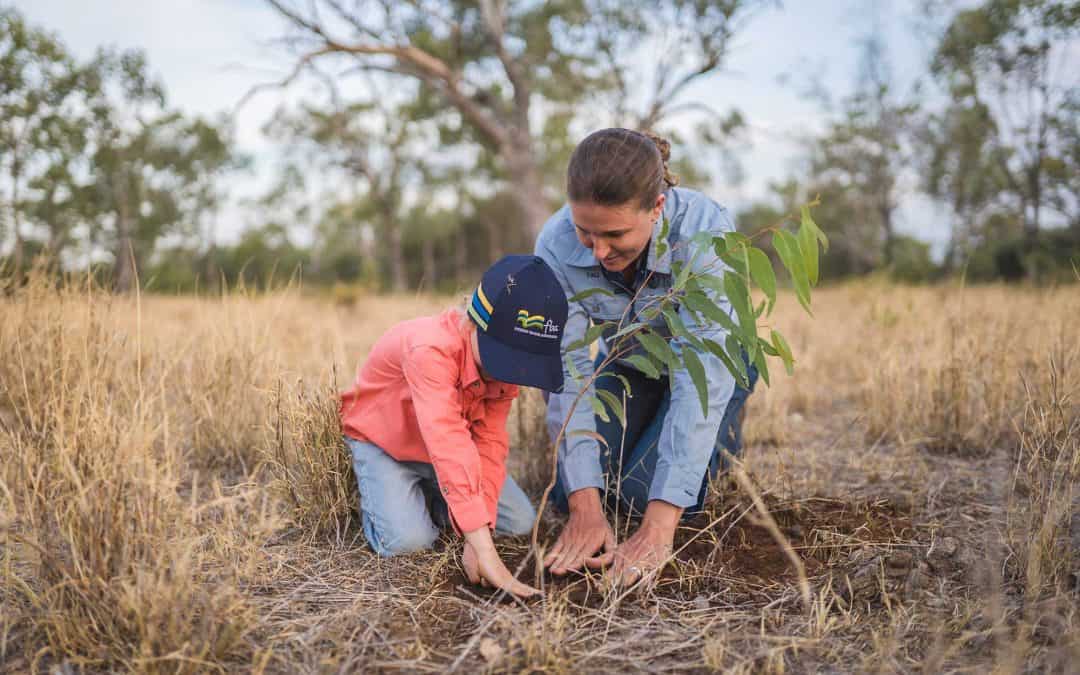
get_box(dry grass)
[1,275,1077,673]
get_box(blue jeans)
[345,437,537,557]
[552,354,758,517]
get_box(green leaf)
[724,232,751,248]
[636,331,678,371]
[798,220,819,286]
[590,396,610,423]
[725,333,751,385]
[682,348,710,417]
[569,287,615,303]
[566,321,611,351]
[608,321,647,343]
[674,241,703,290]
[596,389,626,427]
[695,273,725,294]
[751,341,771,387]
[758,336,779,356]
[747,247,776,314]
[773,230,812,315]
[656,215,670,260]
[661,306,704,350]
[703,337,749,389]
[771,329,795,375]
[690,230,715,249]
[723,271,756,341]
[719,250,747,277]
[800,204,829,251]
[625,354,662,379]
[596,371,634,395]
[564,353,582,381]
[683,290,739,335]
[639,306,663,323]
[713,238,730,259]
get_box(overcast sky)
[11,0,947,251]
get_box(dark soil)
[438,495,917,606]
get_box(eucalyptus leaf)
[636,331,678,371]
[625,354,662,379]
[682,348,710,417]
[704,337,749,389]
[747,247,776,314]
[590,396,610,423]
[596,389,626,427]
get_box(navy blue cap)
[467,255,568,393]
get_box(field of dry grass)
[1,275,1078,673]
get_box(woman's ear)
[651,193,666,220]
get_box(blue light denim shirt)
[534,187,738,508]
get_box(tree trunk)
[113,234,135,293]
[386,219,406,293]
[420,236,437,291]
[503,143,550,240]
[11,168,24,276]
[484,214,503,265]
[880,204,895,266]
[454,230,468,288]
[11,208,24,276]
[112,171,136,293]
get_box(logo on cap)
[516,310,544,329]
[515,308,560,338]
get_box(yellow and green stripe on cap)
[467,283,494,331]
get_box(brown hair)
[566,128,680,210]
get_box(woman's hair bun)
[641,130,678,188]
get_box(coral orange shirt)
[340,308,519,533]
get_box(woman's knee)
[365,515,440,556]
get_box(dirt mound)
[441,495,922,605]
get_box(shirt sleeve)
[401,345,491,533]
[649,204,739,508]
[534,232,605,495]
[470,390,516,526]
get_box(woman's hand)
[462,526,542,598]
[543,488,616,574]
[608,500,681,588]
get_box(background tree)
[79,50,236,292]
[0,9,84,274]
[931,0,1080,243]
[805,27,919,269]
[259,0,767,242]
[265,94,434,292]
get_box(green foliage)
[0,7,238,290]
[586,202,827,422]
[931,0,1079,245]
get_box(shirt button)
[442,486,449,495]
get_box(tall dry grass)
[0,277,256,672]
[1,273,1076,672]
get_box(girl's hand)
[462,527,542,598]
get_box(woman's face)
[570,194,665,273]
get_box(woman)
[340,255,568,598]
[534,128,758,586]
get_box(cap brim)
[477,332,564,393]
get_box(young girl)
[340,255,568,598]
